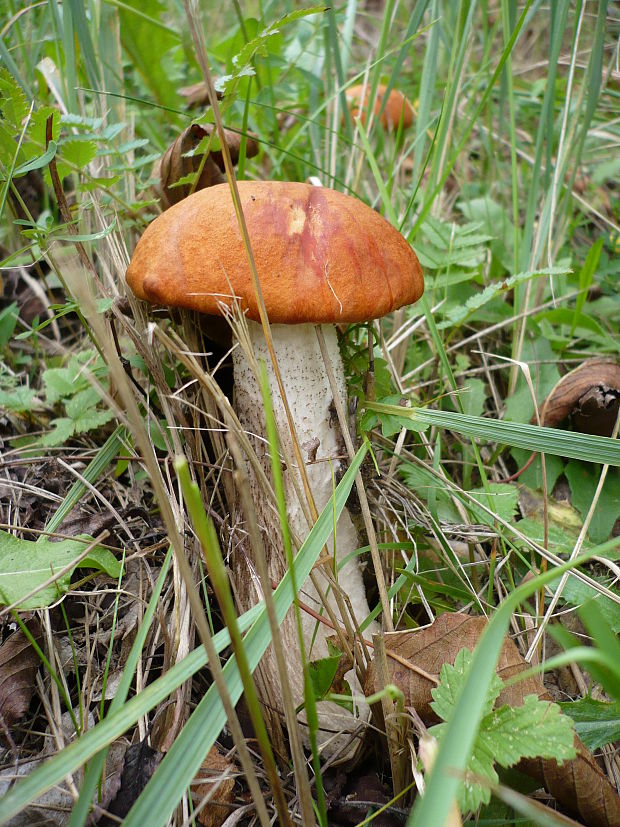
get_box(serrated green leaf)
[43,367,83,404]
[431,649,503,722]
[467,483,519,525]
[0,386,38,412]
[430,719,498,811]
[28,106,60,145]
[65,387,101,419]
[438,268,569,328]
[430,652,577,814]
[559,697,620,750]
[216,6,326,98]
[0,68,29,131]
[55,139,97,179]
[40,417,75,447]
[479,695,576,767]
[73,408,114,434]
[0,530,120,609]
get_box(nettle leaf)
[216,6,326,97]
[479,695,576,767]
[0,386,38,412]
[54,139,97,180]
[431,649,503,722]
[437,267,569,328]
[0,529,120,609]
[40,417,75,447]
[73,408,115,434]
[559,697,620,750]
[0,68,29,131]
[43,367,85,405]
[430,648,576,813]
[466,483,519,526]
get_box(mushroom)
[126,180,423,756]
[345,83,414,131]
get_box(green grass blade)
[365,403,620,467]
[120,444,368,827]
[67,548,173,827]
[45,426,127,532]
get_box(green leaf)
[40,417,75,447]
[431,649,503,722]
[0,302,19,346]
[0,386,38,412]
[505,338,561,425]
[480,695,576,767]
[467,483,519,525]
[308,645,342,701]
[12,140,57,176]
[43,366,83,404]
[437,268,569,328]
[460,378,486,418]
[0,530,120,609]
[565,462,620,543]
[0,68,29,132]
[73,408,115,434]
[55,139,97,179]
[559,697,620,750]
[64,387,101,418]
[560,577,620,635]
[430,651,576,813]
[216,7,327,98]
[535,307,610,341]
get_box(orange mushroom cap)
[345,83,414,131]
[126,180,423,324]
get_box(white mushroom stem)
[232,320,374,757]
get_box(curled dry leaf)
[538,358,620,437]
[192,745,237,827]
[0,618,42,739]
[156,123,259,210]
[365,613,620,827]
[178,82,222,109]
[92,739,163,826]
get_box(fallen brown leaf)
[365,613,620,827]
[156,123,259,210]
[92,739,163,826]
[0,618,42,740]
[538,358,620,437]
[178,82,222,109]
[192,744,236,827]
